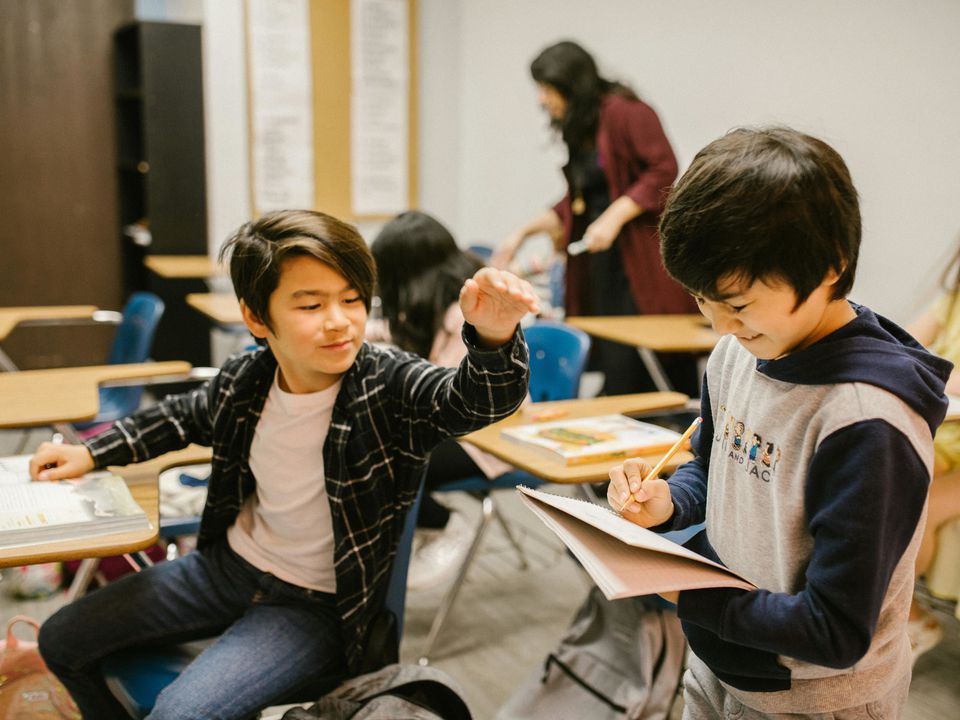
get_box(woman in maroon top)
[495,40,696,395]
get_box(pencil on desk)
[619,416,702,512]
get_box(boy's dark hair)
[371,210,483,359]
[219,209,376,334]
[659,127,860,306]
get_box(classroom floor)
[2,427,958,719]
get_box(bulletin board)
[246,0,417,221]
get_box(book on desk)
[500,413,685,466]
[0,455,151,548]
[517,486,755,599]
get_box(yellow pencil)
[619,416,702,512]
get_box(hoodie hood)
[757,303,952,435]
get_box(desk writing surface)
[186,293,243,326]
[0,306,99,341]
[0,361,192,428]
[565,315,719,354]
[463,392,691,484]
[145,255,223,279]
[0,445,212,568]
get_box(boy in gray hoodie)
[607,127,951,717]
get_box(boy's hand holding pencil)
[607,417,701,528]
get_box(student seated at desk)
[29,209,539,720]
[905,233,960,660]
[371,210,520,590]
[606,127,950,718]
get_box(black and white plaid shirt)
[85,325,529,671]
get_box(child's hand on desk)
[29,442,94,481]
[460,268,541,348]
[607,458,674,528]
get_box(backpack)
[0,615,80,720]
[496,587,685,720]
[280,663,473,720]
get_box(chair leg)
[418,495,494,665]
[65,558,100,602]
[492,498,529,571]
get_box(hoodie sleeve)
[677,419,929,667]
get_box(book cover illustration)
[0,455,151,548]
[500,414,684,466]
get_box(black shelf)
[113,21,210,368]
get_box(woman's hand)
[583,214,622,252]
[29,442,95,481]
[583,196,642,253]
[460,268,540,348]
[607,458,674,527]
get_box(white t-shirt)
[227,371,341,592]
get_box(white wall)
[143,0,960,324]
[419,0,960,324]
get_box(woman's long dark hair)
[371,211,483,359]
[530,40,636,153]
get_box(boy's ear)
[239,300,270,339]
[823,266,842,286]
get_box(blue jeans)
[39,540,347,720]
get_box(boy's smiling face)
[694,270,855,360]
[240,255,367,393]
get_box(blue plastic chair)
[102,485,424,718]
[466,244,493,263]
[525,321,591,402]
[417,321,592,663]
[73,292,165,433]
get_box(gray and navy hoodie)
[664,304,951,714]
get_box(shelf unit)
[113,21,210,368]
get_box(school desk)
[0,361,192,429]
[0,445,212,604]
[144,255,223,279]
[462,391,692,484]
[186,292,244,328]
[565,314,720,393]
[0,305,100,372]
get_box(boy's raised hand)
[29,442,95,482]
[607,458,674,528]
[460,268,541,348]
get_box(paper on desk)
[517,486,755,599]
[0,454,31,485]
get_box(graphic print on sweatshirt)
[715,403,782,483]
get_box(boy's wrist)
[474,325,517,349]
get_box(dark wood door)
[0,0,134,368]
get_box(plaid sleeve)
[385,324,529,456]
[83,368,222,468]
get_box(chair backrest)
[85,292,165,427]
[466,244,493,263]
[524,321,591,402]
[107,292,165,365]
[383,482,422,641]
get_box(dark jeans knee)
[38,603,80,671]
